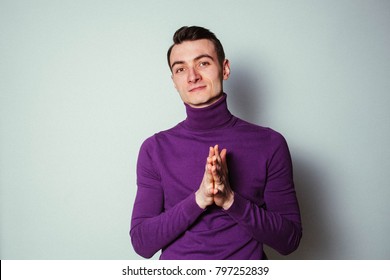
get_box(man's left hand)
[208,145,234,210]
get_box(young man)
[130,26,302,259]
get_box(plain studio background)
[1,0,389,260]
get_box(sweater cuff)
[223,192,247,219]
[180,192,206,220]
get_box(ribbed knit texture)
[130,93,302,259]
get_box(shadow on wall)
[227,59,333,260]
[226,60,265,124]
[266,155,333,259]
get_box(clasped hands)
[196,145,234,210]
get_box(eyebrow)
[170,54,215,69]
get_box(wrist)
[222,191,234,210]
[195,190,208,210]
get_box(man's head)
[167,26,230,108]
[167,26,225,69]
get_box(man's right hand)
[195,147,215,209]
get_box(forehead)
[170,39,217,64]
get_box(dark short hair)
[167,26,225,70]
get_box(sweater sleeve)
[224,134,302,255]
[130,137,204,259]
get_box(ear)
[222,59,231,80]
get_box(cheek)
[208,75,222,91]
[172,77,183,91]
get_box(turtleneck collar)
[181,93,235,131]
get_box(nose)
[187,67,201,83]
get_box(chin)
[188,99,217,108]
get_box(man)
[130,26,302,259]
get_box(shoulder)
[234,118,287,144]
[139,123,182,151]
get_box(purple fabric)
[130,93,302,259]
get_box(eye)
[199,61,210,67]
[175,67,185,74]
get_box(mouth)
[189,86,207,92]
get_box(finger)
[211,164,217,175]
[205,163,214,181]
[206,162,213,174]
[220,148,227,166]
[207,156,213,165]
[220,148,227,161]
[216,145,226,165]
[207,146,215,165]
[212,165,223,185]
[219,148,228,173]
[211,165,217,179]
[208,146,214,157]
[212,155,218,166]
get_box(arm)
[212,138,302,255]
[130,139,212,258]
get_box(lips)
[189,86,207,92]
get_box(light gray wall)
[1,0,389,259]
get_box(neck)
[182,93,234,130]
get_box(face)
[169,39,230,108]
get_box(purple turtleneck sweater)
[130,94,302,259]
